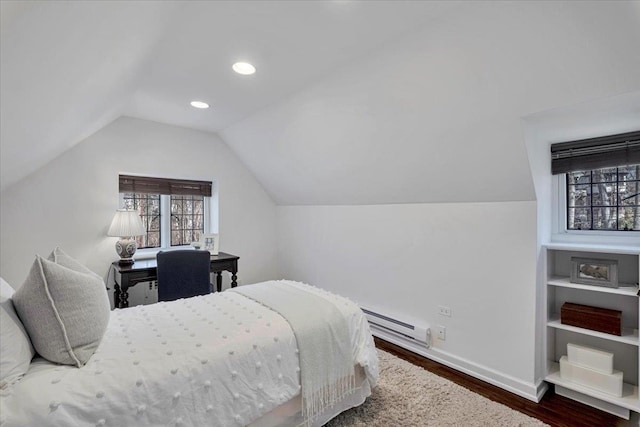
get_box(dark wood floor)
[375,338,627,427]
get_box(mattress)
[0,281,378,426]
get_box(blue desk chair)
[157,250,212,302]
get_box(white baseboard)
[372,329,544,402]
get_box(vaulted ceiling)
[2,1,639,204]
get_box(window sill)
[545,241,639,255]
[550,231,640,251]
[135,245,196,260]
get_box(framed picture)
[570,257,618,288]
[200,233,219,255]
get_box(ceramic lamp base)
[115,237,138,265]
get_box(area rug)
[327,350,548,427]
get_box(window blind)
[119,175,212,197]
[550,130,640,175]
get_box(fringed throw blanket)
[231,280,356,424]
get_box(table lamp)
[107,209,146,265]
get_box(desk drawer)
[120,269,156,285]
[210,259,237,272]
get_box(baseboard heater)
[361,307,430,348]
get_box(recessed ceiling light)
[190,101,209,109]
[232,62,256,75]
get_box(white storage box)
[559,356,623,397]
[567,343,614,374]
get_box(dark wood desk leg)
[121,288,129,308]
[216,272,222,293]
[113,283,121,310]
[231,271,237,288]
[119,273,131,308]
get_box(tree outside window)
[170,195,205,246]
[122,192,161,248]
[121,193,207,248]
[567,165,639,231]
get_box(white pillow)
[12,256,110,367]
[0,277,35,388]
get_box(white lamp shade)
[107,210,146,237]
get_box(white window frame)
[118,193,212,259]
[551,174,639,246]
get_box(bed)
[0,279,378,427]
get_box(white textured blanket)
[0,291,302,427]
[231,280,356,424]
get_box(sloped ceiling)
[1,0,465,190]
[124,1,469,133]
[220,1,640,205]
[0,0,181,189]
[2,1,640,204]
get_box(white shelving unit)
[544,243,640,419]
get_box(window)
[119,175,212,250]
[171,194,205,246]
[551,130,640,234]
[566,165,639,231]
[122,192,161,248]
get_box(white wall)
[0,117,278,298]
[277,201,539,398]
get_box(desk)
[111,252,239,309]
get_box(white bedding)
[232,281,356,424]
[0,281,378,427]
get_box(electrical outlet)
[436,325,446,341]
[438,305,451,317]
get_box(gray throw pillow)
[12,256,110,367]
[47,247,102,281]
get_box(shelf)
[548,276,639,297]
[547,316,639,346]
[546,362,640,412]
[545,246,639,416]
